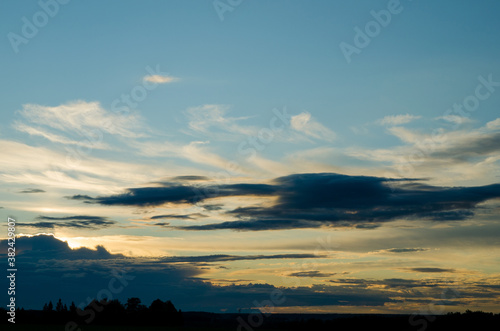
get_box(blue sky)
[1,0,500,314]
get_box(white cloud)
[486,118,500,130]
[13,123,111,150]
[284,147,345,174]
[0,139,179,193]
[17,100,147,138]
[247,155,293,176]
[185,105,334,145]
[129,139,254,175]
[376,114,421,126]
[347,121,500,186]
[290,112,336,142]
[143,74,179,84]
[386,126,426,144]
[181,141,247,173]
[185,104,256,137]
[436,115,472,125]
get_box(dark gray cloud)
[150,213,206,220]
[0,235,392,311]
[408,268,456,273]
[330,278,452,290]
[152,222,170,227]
[69,173,500,231]
[172,219,319,231]
[1,236,497,312]
[430,132,500,162]
[18,188,46,193]
[160,254,325,263]
[151,214,192,220]
[171,175,210,181]
[6,234,124,260]
[289,271,336,277]
[16,215,116,230]
[202,204,224,211]
[68,182,276,206]
[384,248,428,253]
[326,278,500,304]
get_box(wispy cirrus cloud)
[436,115,473,125]
[185,104,257,138]
[486,118,500,129]
[184,104,336,145]
[386,122,500,163]
[347,118,500,185]
[16,100,147,139]
[13,122,111,149]
[291,112,336,142]
[143,74,179,84]
[0,139,177,193]
[376,114,421,126]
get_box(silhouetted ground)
[4,311,500,330]
[2,299,498,330]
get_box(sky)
[1,0,500,315]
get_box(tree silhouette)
[126,297,145,312]
[69,301,77,314]
[3,301,499,329]
[148,298,182,326]
[56,298,64,312]
[43,301,53,312]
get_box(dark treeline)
[181,311,500,330]
[257,310,500,331]
[0,297,183,327]
[1,304,499,330]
